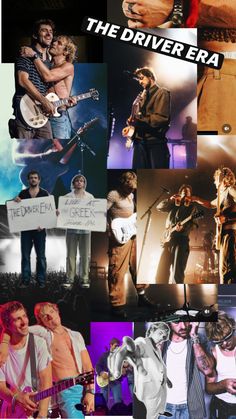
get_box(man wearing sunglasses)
[205,312,236,419]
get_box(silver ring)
[127,3,135,14]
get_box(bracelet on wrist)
[85,389,95,395]
[191,335,200,345]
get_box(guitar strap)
[29,333,38,391]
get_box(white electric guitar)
[20,88,99,128]
[2,371,94,418]
[111,213,137,244]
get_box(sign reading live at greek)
[6,196,57,233]
[81,17,224,70]
[57,197,107,231]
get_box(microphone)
[123,70,139,81]
[160,186,170,194]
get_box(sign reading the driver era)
[6,196,57,233]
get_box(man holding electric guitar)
[20,34,78,140]
[122,66,171,169]
[156,184,202,284]
[95,338,123,407]
[192,167,236,284]
[107,171,153,319]
[0,301,94,418]
[11,19,55,139]
[0,301,52,418]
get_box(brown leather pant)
[108,237,148,306]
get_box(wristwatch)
[170,0,184,27]
[32,52,40,60]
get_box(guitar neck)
[171,214,192,233]
[54,93,91,108]
[51,133,80,162]
[32,371,94,403]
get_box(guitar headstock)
[75,371,94,386]
[89,88,99,101]
[77,118,99,135]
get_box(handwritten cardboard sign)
[6,196,57,233]
[57,197,107,231]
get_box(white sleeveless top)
[166,341,188,404]
[215,345,236,404]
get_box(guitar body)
[96,375,116,388]
[161,210,204,246]
[3,387,37,419]
[20,89,99,129]
[111,213,137,244]
[20,94,48,129]
[2,371,94,418]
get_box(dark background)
[2,0,107,62]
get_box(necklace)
[169,340,187,354]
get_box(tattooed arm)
[190,323,215,376]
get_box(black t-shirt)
[18,187,49,199]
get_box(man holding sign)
[64,174,94,289]
[14,170,49,288]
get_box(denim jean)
[159,402,190,419]
[56,384,84,418]
[50,111,72,139]
[101,381,122,404]
[21,230,46,284]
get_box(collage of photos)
[0,0,235,418]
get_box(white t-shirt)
[166,340,188,404]
[0,334,51,391]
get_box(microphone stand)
[71,128,96,175]
[137,189,168,276]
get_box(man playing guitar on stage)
[0,301,52,418]
[0,302,94,418]
[20,34,77,141]
[95,338,123,407]
[12,19,55,140]
[192,167,236,284]
[107,171,153,319]
[156,184,199,284]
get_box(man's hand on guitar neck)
[175,222,184,232]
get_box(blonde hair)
[214,167,235,187]
[205,311,235,341]
[34,302,59,325]
[58,35,77,63]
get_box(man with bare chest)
[21,35,77,140]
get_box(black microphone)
[160,186,170,194]
[123,70,139,81]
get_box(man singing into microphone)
[122,67,171,169]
